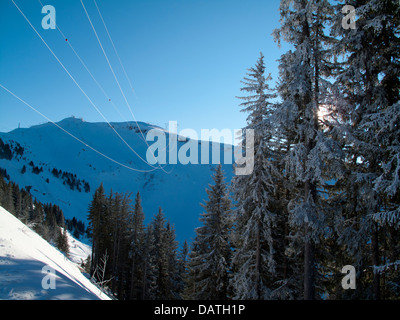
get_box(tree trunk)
[372,224,380,300]
[255,219,261,300]
[304,236,315,300]
[304,179,316,300]
[130,255,136,300]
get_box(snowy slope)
[0,117,234,244]
[66,231,92,265]
[0,206,111,300]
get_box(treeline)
[0,171,87,257]
[87,184,188,300]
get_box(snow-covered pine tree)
[109,192,131,299]
[4,182,15,215]
[149,207,168,299]
[129,192,146,300]
[164,221,181,299]
[177,240,189,297]
[230,53,284,300]
[56,227,70,258]
[32,201,48,239]
[237,52,277,127]
[183,238,204,300]
[273,0,344,300]
[87,183,107,277]
[330,0,400,299]
[148,207,180,300]
[186,165,232,300]
[141,223,156,300]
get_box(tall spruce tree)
[87,183,108,277]
[177,240,189,297]
[142,223,156,300]
[129,192,146,300]
[56,227,70,258]
[273,0,344,300]
[164,221,181,299]
[186,165,232,300]
[231,53,283,299]
[148,207,180,300]
[109,192,131,299]
[330,0,400,299]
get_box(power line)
[38,0,125,121]
[80,0,171,174]
[93,0,137,98]
[10,0,157,169]
[79,0,134,119]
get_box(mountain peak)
[59,116,85,124]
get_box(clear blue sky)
[0,0,289,138]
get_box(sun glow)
[318,104,331,122]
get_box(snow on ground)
[66,232,92,266]
[0,206,111,300]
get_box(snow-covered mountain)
[0,205,110,300]
[0,117,234,244]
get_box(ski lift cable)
[37,0,171,164]
[92,0,173,155]
[37,0,126,121]
[80,0,171,174]
[93,0,137,98]
[10,0,158,170]
[0,83,159,173]
[36,0,153,168]
[79,0,137,125]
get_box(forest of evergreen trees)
[85,0,400,300]
[86,184,188,300]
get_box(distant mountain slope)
[0,117,234,244]
[0,205,110,300]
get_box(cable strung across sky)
[8,0,167,172]
[79,0,171,174]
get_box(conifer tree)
[184,240,203,300]
[32,201,47,237]
[329,0,400,299]
[164,221,181,299]
[142,224,156,300]
[186,165,232,300]
[272,0,343,299]
[147,207,180,299]
[109,192,131,299]
[87,183,107,276]
[129,192,146,300]
[5,182,15,215]
[231,53,283,299]
[177,240,189,297]
[56,227,70,258]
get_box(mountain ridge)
[0,117,234,244]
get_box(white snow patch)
[0,206,110,300]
